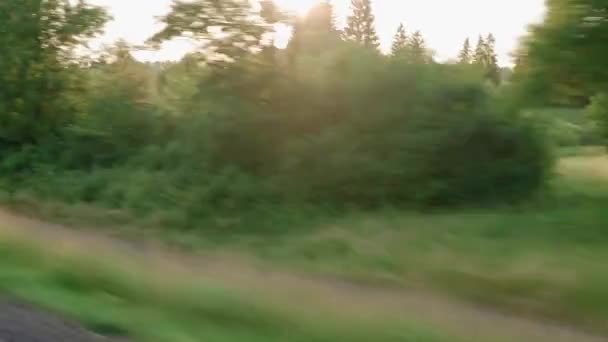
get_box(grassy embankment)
[0,228,451,342]
[1,150,608,338]
[237,151,608,332]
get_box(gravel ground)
[0,299,112,342]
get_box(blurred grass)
[1,153,608,336]
[0,231,450,342]
[228,153,608,333]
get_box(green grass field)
[0,231,451,342]
[1,152,607,341]
[234,152,608,332]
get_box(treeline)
[0,0,556,230]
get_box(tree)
[0,0,109,145]
[515,0,608,105]
[148,0,276,63]
[473,35,486,65]
[483,33,500,84]
[471,34,500,84]
[343,0,380,50]
[407,31,430,64]
[64,40,160,167]
[287,0,340,57]
[391,23,409,57]
[458,38,472,64]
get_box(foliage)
[148,0,274,63]
[473,36,486,65]
[471,34,499,83]
[276,54,551,205]
[586,93,608,145]
[343,0,380,50]
[0,0,555,231]
[391,23,408,57]
[528,107,603,147]
[483,34,500,84]
[287,1,341,58]
[458,38,472,64]
[0,0,109,145]
[407,31,433,64]
[514,0,608,105]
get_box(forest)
[0,0,568,228]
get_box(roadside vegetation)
[1,0,608,340]
[0,229,451,342]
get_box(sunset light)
[274,0,319,16]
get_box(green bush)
[587,93,608,146]
[275,58,552,206]
[0,43,555,229]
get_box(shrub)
[586,93,608,146]
[0,43,555,229]
[275,59,553,206]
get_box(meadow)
[1,151,607,342]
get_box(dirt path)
[0,208,605,342]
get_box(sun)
[273,0,319,17]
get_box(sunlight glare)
[274,23,292,49]
[274,0,319,16]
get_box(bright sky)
[89,0,546,66]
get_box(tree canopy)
[148,0,275,63]
[391,23,409,57]
[515,0,608,104]
[343,0,381,50]
[0,0,109,144]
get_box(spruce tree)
[473,35,486,65]
[343,0,380,50]
[407,31,429,64]
[484,33,500,84]
[391,23,408,57]
[458,38,472,64]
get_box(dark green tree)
[0,0,109,145]
[515,0,608,105]
[343,0,380,50]
[458,38,472,64]
[407,31,430,64]
[484,33,500,84]
[473,35,486,65]
[391,23,409,57]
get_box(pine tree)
[391,23,408,57]
[458,38,472,64]
[484,33,500,84]
[473,35,486,65]
[407,31,429,64]
[343,0,380,50]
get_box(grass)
[0,229,450,342]
[1,152,608,338]
[225,153,608,333]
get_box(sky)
[89,0,546,66]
